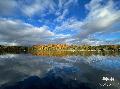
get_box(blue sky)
[0,0,120,45]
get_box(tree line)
[31,44,120,52]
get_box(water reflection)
[31,50,120,57]
[0,52,120,89]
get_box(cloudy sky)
[0,0,120,46]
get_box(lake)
[0,52,120,89]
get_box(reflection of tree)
[31,51,120,57]
[30,44,120,57]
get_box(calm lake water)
[0,53,120,89]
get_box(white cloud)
[0,42,19,46]
[55,0,120,45]
[55,0,78,22]
[21,0,57,17]
[56,9,69,21]
[61,0,120,45]
[55,18,83,31]
[80,38,120,46]
[20,0,78,18]
[0,0,78,20]
[0,0,57,17]
[80,0,120,38]
[0,18,54,45]
[0,0,119,45]
[58,0,78,10]
[54,34,71,38]
[0,0,17,15]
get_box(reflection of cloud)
[0,55,73,86]
[0,55,51,86]
[86,55,120,71]
[0,54,73,86]
[0,54,120,88]
[0,54,18,59]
